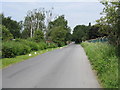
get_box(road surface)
[3,44,100,88]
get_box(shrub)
[57,41,65,47]
[47,43,57,48]
[38,42,47,50]
[15,39,39,51]
[2,41,31,58]
[24,41,39,51]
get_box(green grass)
[0,47,59,69]
[81,42,118,88]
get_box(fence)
[87,37,108,43]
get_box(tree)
[88,25,105,39]
[50,26,67,46]
[72,25,89,43]
[45,7,55,34]
[21,29,30,39]
[46,15,71,46]
[1,25,13,41]
[33,30,44,42]
[24,8,45,38]
[1,14,21,38]
[96,1,120,46]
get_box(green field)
[81,42,118,88]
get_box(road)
[2,44,100,88]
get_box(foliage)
[81,42,118,88]
[2,41,31,58]
[23,8,45,38]
[1,48,58,69]
[72,25,89,43]
[88,25,106,39]
[72,24,105,43]
[21,29,30,39]
[1,14,21,38]
[47,42,58,48]
[50,26,67,46]
[15,39,39,51]
[1,25,13,41]
[38,42,48,50]
[33,30,44,42]
[47,15,71,46]
[65,32,72,42]
[2,38,59,58]
[96,1,120,47]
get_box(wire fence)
[87,37,108,43]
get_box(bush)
[2,41,31,58]
[15,39,39,51]
[24,41,39,51]
[81,42,118,88]
[2,39,58,58]
[47,43,58,48]
[57,41,65,47]
[38,42,48,50]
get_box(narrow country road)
[3,44,100,88]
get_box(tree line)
[1,1,120,48]
[1,8,72,47]
[72,1,120,47]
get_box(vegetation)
[96,1,120,48]
[72,24,105,44]
[33,30,44,42]
[47,15,72,46]
[2,41,31,58]
[23,8,45,38]
[79,1,119,88]
[1,25,13,41]
[1,1,119,88]
[2,39,58,58]
[81,42,118,88]
[1,14,21,38]
[1,48,58,69]
[0,7,72,58]
[72,25,89,43]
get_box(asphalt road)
[3,44,100,88]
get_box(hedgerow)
[2,39,59,58]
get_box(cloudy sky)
[1,0,104,29]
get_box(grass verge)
[0,47,59,69]
[81,42,118,88]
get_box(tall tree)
[72,25,89,43]
[23,8,45,38]
[88,24,105,39]
[96,1,120,46]
[1,14,21,38]
[0,25,13,41]
[47,15,71,46]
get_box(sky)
[1,0,105,29]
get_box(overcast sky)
[1,0,104,29]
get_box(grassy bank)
[1,47,59,69]
[81,42,118,88]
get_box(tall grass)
[81,42,118,88]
